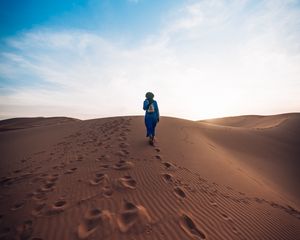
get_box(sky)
[0,0,300,120]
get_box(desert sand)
[0,113,299,239]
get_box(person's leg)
[145,115,157,145]
[152,121,157,137]
[149,117,157,143]
[145,116,152,137]
[149,123,154,138]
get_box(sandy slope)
[0,114,299,239]
[198,113,300,206]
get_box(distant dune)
[0,114,299,239]
[0,117,79,132]
[200,113,299,128]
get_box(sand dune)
[0,114,299,239]
[198,113,300,205]
[200,113,299,129]
[0,117,79,132]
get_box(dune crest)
[200,113,298,129]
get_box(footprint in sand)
[40,181,56,192]
[120,132,127,137]
[161,173,173,183]
[11,200,26,211]
[0,176,14,186]
[116,150,129,157]
[89,173,107,186]
[52,166,60,170]
[174,187,186,198]
[31,202,46,216]
[118,176,137,189]
[113,160,134,170]
[254,197,265,204]
[64,167,77,174]
[162,162,176,170]
[77,208,113,239]
[179,214,206,239]
[98,154,111,161]
[117,136,126,141]
[99,164,110,169]
[13,169,22,174]
[46,199,67,215]
[155,155,162,160]
[119,142,130,148]
[155,148,161,152]
[117,200,151,233]
[46,174,59,183]
[32,190,47,201]
[53,200,67,209]
[89,178,104,186]
[102,186,114,198]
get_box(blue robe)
[143,99,159,137]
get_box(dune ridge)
[0,114,299,239]
[199,113,299,129]
[0,117,79,132]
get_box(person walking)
[143,92,159,145]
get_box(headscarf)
[145,92,154,104]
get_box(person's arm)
[155,101,160,121]
[143,99,149,110]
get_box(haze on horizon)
[0,0,300,121]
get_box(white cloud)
[1,0,300,120]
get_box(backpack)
[147,102,155,113]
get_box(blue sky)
[0,0,182,43]
[0,0,300,120]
